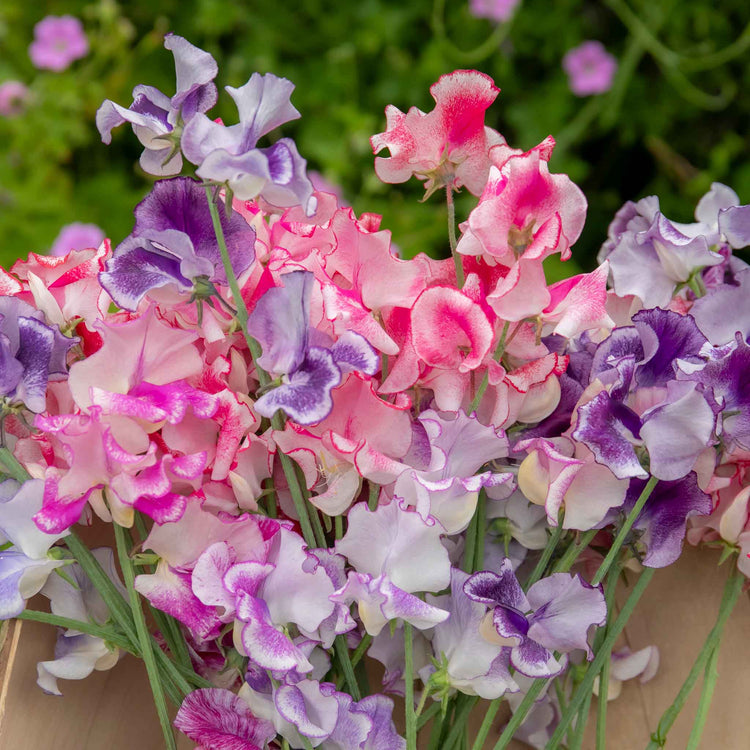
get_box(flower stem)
[114,523,176,750]
[473,490,487,571]
[569,689,593,750]
[524,511,565,590]
[552,528,598,573]
[594,564,621,750]
[493,679,547,749]
[646,563,744,749]
[591,475,658,586]
[470,696,501,750]
[547,567,656,749]
[468,321,510,416]
[446,186,464,288]
[0,446,30,482]
[334,634,361,701]
[404,622,417,749]
[16,610,133,652]
[443,696,477,750]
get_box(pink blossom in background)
[29,15,89,72]
[0,81,30,117]
[49,223,104,256]
[469,0,521,23]
[562,41,618,97]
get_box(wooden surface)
[1,545,748,749]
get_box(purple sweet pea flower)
[465,559,606,678]
[97,34,218,175]
[49,223,105,257]
[29,16,88,72]
[623,473,711,567]
[181,72,316,214]
[174,688,276,750]
[0,296,77,413]
[0,81,30,118]
[99,177,255,311]
[249,271,377,425]
[562,41,617,97]
[691,263,750,345]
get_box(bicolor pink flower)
[371,70,503,196]
[0,81,30,117]
[29,16,89,72]
[562,41,618,97]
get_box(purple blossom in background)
[469,0,520,23]
[29,16,89,72]
[97,34,218,175]
[49,223,105,257]
[562,41,617,97]
[0,81,30,118]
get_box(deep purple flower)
[465,559,606,678]
[29,16,88,72]
[49,223,104,257]
[99,177,255,311]
[97,34,218,175]
[562,41,617,97]
[249,271,377,425]
[174,688,276,750]
[181,72,316,214]
[0,81,30,117]
[469,0,520,23]
[624,473,711,567]
[0,296,76,412]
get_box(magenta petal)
[174,688,275,750]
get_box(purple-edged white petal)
[330,330,379,375]
[464,560,528,611]
[236,593,313,674]
[320,688,373,750]
[719,204,750,249]
[510,638,563,679]
[174,687,275,750]
[274,679,338,742]
[0,550,64,619]
[191,541,237,618]
[354,695,406,750]
[37,633,118,696]
[527,573,606,658]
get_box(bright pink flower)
[469,0,520,23]
[371,70,503,196]
[29,16,89,72]
[0,81,30,117]
[562,41,618,97]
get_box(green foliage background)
[1,0,748,277]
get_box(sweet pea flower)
[97,34,218,175]
[0,81,30,117]
[371,70,503,196]
[29,16,89,72]
[594,646,659,701]
[562,41,617,97]
[469,0,521,23]
[49,223,105,257]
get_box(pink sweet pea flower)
[562,41,618,97]
[29,16,89,72]
[469,0,520,23]
[49,223,105,257]
[0,81,30,117]
[371,70,504,196]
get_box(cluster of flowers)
[0,34,747,750]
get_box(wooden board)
[1,545,747,749]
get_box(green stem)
[524,512,565,590]
[468,321,510,416]
[646,564,744,749]
[368,481,380,511]
[569,690,593,750]
[594,564,621,750]
[591,476,658,586]
[404,622,417,749]
[686,643,720,750]
[493,679,547,749]
[443,696,477,750]
[17,610,133,653]
[0,446,30,482]
[350,633,372,668]
[334,634,361,701]
[114,523,176,750]
[552,529,598,573]
[462,510,479,574]
[547,568,656,749]
[470,696,501,750]
[417,701,441,731]
[446,186,464,288]
[474,490,487,572]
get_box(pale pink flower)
[49,223,104,257]
[0,81,30,117]
[469,0,521,23]
[562,41,617,97]
[29,15,89,72]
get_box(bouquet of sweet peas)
[1,33,748,750]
